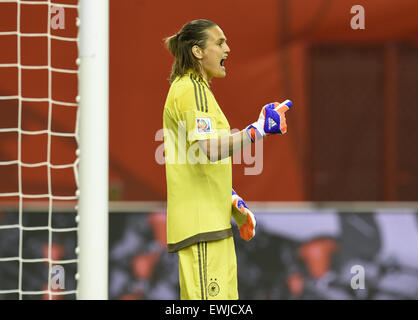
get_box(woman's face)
[198,26,230,82]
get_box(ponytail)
[165,33,179,57]
[164,19,217,84]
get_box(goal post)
[77,0,109,300]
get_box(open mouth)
[220,58,226,67]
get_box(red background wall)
[108,0,418,201]
[1,0,418,202]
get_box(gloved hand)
[245,99,293,143]
[231,189,256,241]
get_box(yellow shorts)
[177,236,238,300]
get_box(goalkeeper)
[163,19,292,300]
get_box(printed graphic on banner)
[196,118,212,134]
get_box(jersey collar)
[186,70,210,88]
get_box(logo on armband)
[196,118,212,134]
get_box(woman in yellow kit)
[163,19,292,300]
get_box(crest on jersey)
[208,280,220,297]
[196,117,212,134]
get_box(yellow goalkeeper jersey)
[163,71,232,253]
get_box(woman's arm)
[198,100,292,162]
[197,129,252,162]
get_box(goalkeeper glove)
[231,189,256,241]
[245,99,293,143]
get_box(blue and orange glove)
[245,99,293,143]
[231,189,256,241]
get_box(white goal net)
[0,0,80,300]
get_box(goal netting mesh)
[0,0,80,300]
